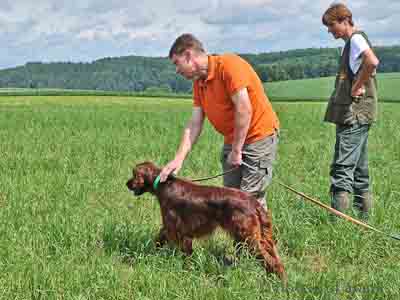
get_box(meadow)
[1,72,399,102]
[1,95,400,300]
[265,72,400,102]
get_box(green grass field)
[266,72,400,101]
[1,96,399,299]
[1,72,399,102]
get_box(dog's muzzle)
[126,179,145,196]
[132,188,145,196]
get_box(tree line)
[0,46,399,93]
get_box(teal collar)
[153,175,161,190]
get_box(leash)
[153,167,238,190]
[190,167,238,182]
[175,160,400,242]
[276,181,400,241]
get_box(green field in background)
[1,72,399,102]
[1,96,399,299]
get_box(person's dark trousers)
[330,122,372,217]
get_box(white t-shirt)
[349,34,370,74]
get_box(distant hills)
[0,45,399,93]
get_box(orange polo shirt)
[193,54,279,144]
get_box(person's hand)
[159,159,183,182]
[351,86,365,98]
[227,150,242,167]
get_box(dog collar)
[153,175,161,190]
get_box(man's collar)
[198,55,216,87]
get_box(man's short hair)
[169,34,205,59]
[322,3,353,27]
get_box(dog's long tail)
[257,206,287,285]
[257,206,273,241]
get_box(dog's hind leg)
[239,225,287,285]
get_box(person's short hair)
[322,3,354,26]
[169,34,205,59]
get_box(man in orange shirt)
[160,33,280,206]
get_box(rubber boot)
[331,191,350,211]
[354,191,372,221]
[330,191,350,222]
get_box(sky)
[0,0,399,69]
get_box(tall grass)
[0,96,399,299]
[266,72,400,102]
[1,72,399,102]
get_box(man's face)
[171,51,197,80]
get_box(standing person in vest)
[159,33,280,207]
[322,4,379,220]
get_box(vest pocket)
[324,79,354,124]
[333,79,353,104]
[352,77,378,124]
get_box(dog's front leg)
[155,227,168,248]
[180,237,193,256]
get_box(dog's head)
[126,161,160,196]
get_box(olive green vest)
[324,31,378,125]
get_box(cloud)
[0,0,398,69]
[201,0,279,25]
[0,0,12,11]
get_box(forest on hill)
[0,45,399,93]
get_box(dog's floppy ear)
[135,162,159,185]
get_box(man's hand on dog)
[160,158,183,182]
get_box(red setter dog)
[126,161,286,283]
